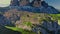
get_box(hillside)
[0,8,60,34]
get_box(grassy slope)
[5,26,36,34]
[50,14,60,25]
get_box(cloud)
[0,4,9,7]
[0,0,10,7]
[0,0,11,4]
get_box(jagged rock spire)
[41,1,48,8]
[10,0,19,6]
[10,0,42,7]
[10,0,30,6]
[19,0,30,6]
[31,0,41,7]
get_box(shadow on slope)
[32,18,60,34]
[0,26,21,34]
[0,14,21,34]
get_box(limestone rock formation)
[9,0,59,14]
[31,0,41,7]
[0,0,59,14]
[19,0,30,6]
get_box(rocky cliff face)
[19,0,30,6]
[10,0,30,6]
[9,0,59,14]
[0,0,59,14]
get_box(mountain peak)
[0,0,59,14]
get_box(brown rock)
[19,0,30,6]
[32,0,41,7]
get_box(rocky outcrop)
[10,0,30,6]
[19,0,30,6]
[0,0,59,14]
[10,0,19,6]
[0,14,14,26]
[31,0,41,7]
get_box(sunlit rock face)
[10,0,41,7]
[3,9,20,24]
[19,0,30,6]
[10,0,30,6]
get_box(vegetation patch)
[5,26,36,34]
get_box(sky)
[0,0,60,9]
[44,0,60,9]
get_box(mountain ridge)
[0,0,60,14]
